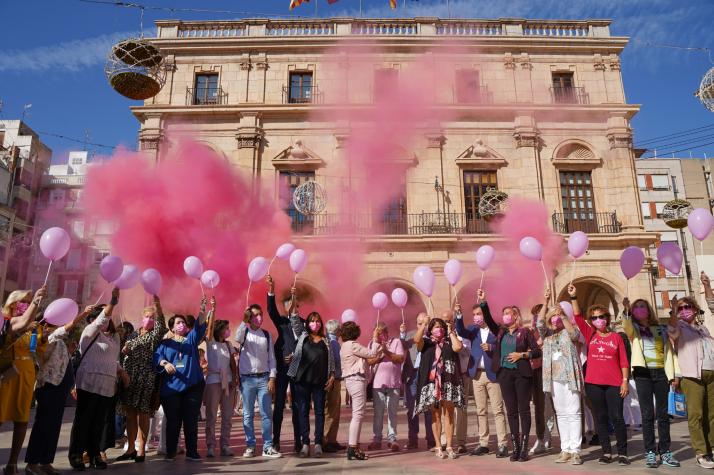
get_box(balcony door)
[463,170,496,233]
[551,72,575,103]
[194,73,219,104]
[560,171,597,233]
[279,171,315,233]
[379,185,407,234]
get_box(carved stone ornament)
[504,53,516,70]
[236,134,261,149]
[255,60,268,71]
[239,60,252,71]
[607,132,633,150]
[594,54,607,71]
[513,131,539,148]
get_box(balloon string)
[701,241,705,274]
[479,271,485,290]
[267,255,277,275]
[428,297,434,316]
[570,258,577,286]
[401,308,405,325]
[626,278,629,299]
[199,280,206,298]
[95,288,106,306]
[377,309,380,324]
[540,260,549,288]
[245,280,252,309]
[293,273,298,288]
[43,260,53,287]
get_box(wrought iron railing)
[550,86,589,105]
[288,212,494,235]
[551,211,621,234]
[282,84,324,104]
[186,86,228,105]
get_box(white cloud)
[0,31,136,73]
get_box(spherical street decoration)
[699,66,714,112]
[478,188,509,221]
[293,180,327,216]
[105,38,166,100]
[663,199,694,229]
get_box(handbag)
[668,389,687,417]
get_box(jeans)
[497,368,532,438]
[345,376,367,446]
[372,387,399,442]
[585,383,627,456]
[273,368,300,448]
[633,367,670,454]
[161,381,205,458]
[240,374,273,450]
[552,381,582,454]
[68,389,114,461]
[204,382,235,450]
[294,381,326,446]
[681,370,714,456]
[405,369,435,445]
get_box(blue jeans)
[294,381,326,445]
[405,369,435,445]
[373,387,399,442]
[241,374,273,450]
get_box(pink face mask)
[378,334,388,344]
[173,322,188,336]
[252,314,263,327]
[431,327,445,341]
[308,321,321,333]
[15,302,29,316]
[550,316,563,328]
[502,314,514,326]
[592,318,608,330]
[632,307,649,322]
[678,308,695,323]
[473,315,484,326]
[142,317,155,331]
[223,328,231,340]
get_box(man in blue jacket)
[455,294,509,458]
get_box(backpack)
[237,328,271,355]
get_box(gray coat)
[286,313,335,381]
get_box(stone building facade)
[132,17,655,315]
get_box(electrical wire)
[641,139,714,158]
[638,134,714,151]
[75,0,312,19]
[635,123,714,146]
[35,131,124,150]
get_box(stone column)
[235,112,264,196]
[604,113,643,233]
[511,114,544,201]
[138,113,164,162]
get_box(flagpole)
[359,0,362,17]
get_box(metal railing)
[288,212,494,235]
[186,87,228,105]
[551,211,621,234]
[282,85,324,104]
[550,86,589,105]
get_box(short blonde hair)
[2,290,32,318]
[143,306,157,317]
[544,306,563,331]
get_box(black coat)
[482,302,542,377]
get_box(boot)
[509,433,521,462]
[518,435,530,462]
[347,446,367,461]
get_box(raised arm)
[454,303,477,340]
[9,286,46,334]
[206,296,216,341]
[561,311,580,341]
[414,318,427,352]
[399,323,414,352]
[703,273,714,313]
[536,288,551,338]
[481,301,499,336]
[620,297,635,339]
[196,296,209,326]
[448,321,463,353]
[266,275,283,328]
[567,283,581,316]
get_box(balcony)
[186,87,228,106]
[550,86,589,105]
[551,211,621,234]
[282,85,324,104]
[289,212,493,236]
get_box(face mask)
[431,327,445,340]
[473,314,484,326]
[252,314,263,327]
[678,308,695,323]
[142,317,155,331]
[15,302,29,316]
[550,316,563,328]
[378,334,388,344]
[502,314,514,326]
[173,322,188,336]
[632,307,649,322]
[592,318,607,330]
[223,328,231,340]
[308,321,321,333]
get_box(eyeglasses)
[590,314,610,320]
[679,304,694,310]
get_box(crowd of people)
[2,271,714,473]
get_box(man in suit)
[455,300,509,458]
[266,275,302,453]
[400,313,436,450]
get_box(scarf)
[429,336,445,400]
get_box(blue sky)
[1,0,713,163]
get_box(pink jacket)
[340,340,376,379]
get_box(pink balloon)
[183,256,203,280]
[289,249,308,273]
[688,208,714,241]
[43,298,79,326]
[475,245,495,271]
[444,259,463,286]
[141,268,163,295]
[275,243,296,260]
[201,270,220,289]
[99,255,124,283]
[657,242,683,275]
[341,309,357,323]
[559,301,574,321]
[620,246,645,280]
[391,288,408,308]
[372,292,388,310]
[568,231,589,259]
[519,236,543,261]
[39,227,71,261]
[413,265,435,297]
[248,256,270,282]
[114,265,141,290]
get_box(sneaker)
[220,446,234,457]
[262,447,282,459]
[555,452,571,463]
[646,451,658,468]
[696,455,714,469]
[388,442,401,452]
[618,456,631,466]
[185,454,202,462]
[571,454,583,465]
[243,447,256,458]
[314,444,323,458]
[471,446,489,456]
[599,455,613,465]
[661,452,680,468]
[367,441,382,450]
[530,439,546,455]
[299,445,309,458]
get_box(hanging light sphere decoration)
[478,187,509,221]
[105,38,166,100]
[293,181,327,216]
[699,66,714,112]
[662,199,694,229]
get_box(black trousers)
[497,368,532,438]
[273,368,300,448]
[25,365,74,464]
[161,381,205,458]
[634,367,671,454]
[532,367,546,440]
[585,383,628,456]
[68,389,114,461]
